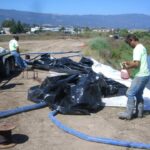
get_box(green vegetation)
[2,19,29,34]
[85,37,131,68]
[84,32,150,71]
[88,37,111,60]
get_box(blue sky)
[0,0,150,15]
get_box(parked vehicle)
[0,48,15,78]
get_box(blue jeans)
[11,51,27,69]
[126,76,150,103]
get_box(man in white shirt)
[118,34,150,120]
[9,36,27,70]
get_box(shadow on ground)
[12,134,29,144]
[0,71,22,89]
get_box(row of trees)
[1,19,150,37]
[1,19,86,34]
[1,19,30,34]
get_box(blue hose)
[1,103,150,149]
[0,102,47,118]
[49,110,150,149]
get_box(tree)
[74,27,81,34]
[16,21,25,33]
[2,19,28,34]
[2,19,15,27]
[84,27,90,32]
[22,23,30,32]
[118,29,128,37]
[10,21,17,34]
[59,26,65,32]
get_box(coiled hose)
[0,103,150,149]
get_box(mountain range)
[0,9,150,29]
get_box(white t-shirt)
[133,43,150,77]
[9,39,19,51]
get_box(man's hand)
[121,62,129,69]
[16,46,20,53]
[121,61,140,69]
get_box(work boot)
[137,102,144,118]
[118,100,135,120]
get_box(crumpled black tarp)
[27,55,128,114]
[28,70,127,114]
[28,54,93,74]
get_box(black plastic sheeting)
[27,54,93,74]
[28,55,127,114]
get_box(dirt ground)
[0,38,150,150]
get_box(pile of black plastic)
[28,54,93,74]
[28,56,127,114]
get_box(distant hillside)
[0,9,150,29]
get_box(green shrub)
[88,37,112,58]
[89,37,110,50]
